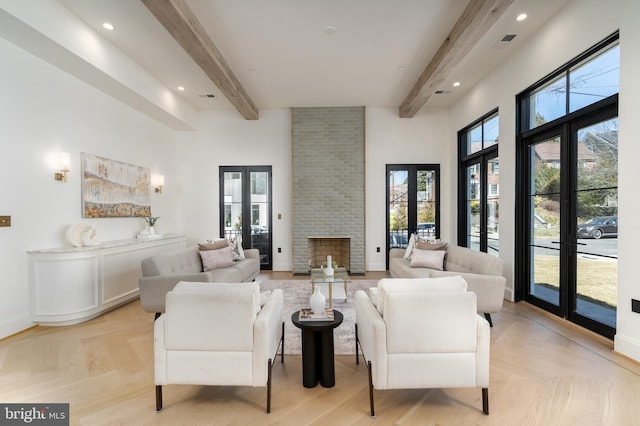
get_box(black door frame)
[385,164,440,269]
[219,165,273,270]
[516,98,618,339]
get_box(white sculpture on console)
[66,223,100,247]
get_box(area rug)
[257,279,378,355]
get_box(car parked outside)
[389,231,408,248]
[576,216,617,239]
[417,222,435,239]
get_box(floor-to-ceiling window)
[515,32,619,339]
[458,110,500,255]
[386,164,440,266]
[219,166,272,269]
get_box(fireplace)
[291,106,365,274]
[308,237,351,271]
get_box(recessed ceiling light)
[453,82,461,87]
[323,26,336,35]
[516,13,527,21]
[177,86,185,91]
[398,65,406,71]
[102,22,114,31]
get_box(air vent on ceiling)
[435,90,451,95]
[198,93,216,98]
[494,33,517,50]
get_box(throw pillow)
[200,246,236,271]
[415,240,448,251]
[198,240,229,251]
[403,233,417,259]
[409,248,446,271]
[228,236,245,260]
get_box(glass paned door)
[416,169,438,240]
[249,171,271,268]
[573,117,618,328]
[462,155,499,254]
[465,163,481,251]
[529,136,562,309]
[524,112,618,337]
[220,166,272,269]
[386,164,440,264]
[486,157,500,254]
[388,168,409,249]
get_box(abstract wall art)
[81,153,150,218]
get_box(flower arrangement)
[144,216,159,227]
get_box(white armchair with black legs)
[154,281,284,413]
[355,277,490,418]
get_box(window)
[458,109,499,255]
[515,31,619,339]
[526,40,619,130]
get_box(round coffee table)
[291,310,343,388]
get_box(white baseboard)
[271,262,293,272]
[614,333,640,362]
[366,262,387,271]
[504,286,515,302]
[0,313,35,340]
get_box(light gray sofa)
[388,245,506,325]
[138,245,260,315]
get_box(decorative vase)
[310,286,326,315]
[322,254,334,277]
[148,226,156,235]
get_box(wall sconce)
[151,174,164,193]
[54,152,71,183]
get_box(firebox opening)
[308,237,351,272]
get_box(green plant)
[144,216,159,227]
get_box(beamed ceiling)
[57,0,572,119]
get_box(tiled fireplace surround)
[292,107,365,274]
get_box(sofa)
[388,244,506,325]
[138,245,260,315]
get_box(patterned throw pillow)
[228,236,245,260]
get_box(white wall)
[174,106,452,272]
[450,0,640,361]
[0,38,181,338]
[177,109,293,270]
[365,107,451,271]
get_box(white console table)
[29,235,186,325]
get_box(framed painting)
[81,153,151,218]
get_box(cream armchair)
[154,281,284,413]
[355,277,490,417]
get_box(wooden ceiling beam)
[142,0,259,120]
[399,0,513,118]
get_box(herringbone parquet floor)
[1,273,639,425]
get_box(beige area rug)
[257,279,378,355]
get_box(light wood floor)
[1,271,639,425]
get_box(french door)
[524,107,618,338]
[460,153,499,254]
[386,164,440,266]
[219,166,272,269]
